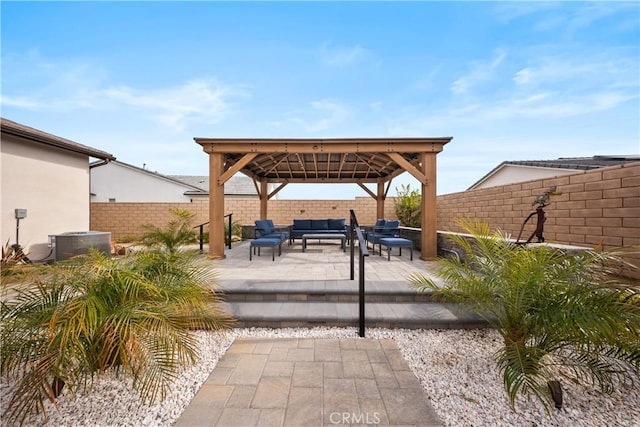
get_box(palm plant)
[140,208,198,252]
[1,248,233,425]
[409,219,640,412]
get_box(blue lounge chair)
[254,219,290,243]
[366,220,400,255]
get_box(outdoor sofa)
[289,219,348,242]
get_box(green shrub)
[141,208,197,252]
[393,184,421,227]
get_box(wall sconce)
[300,209,306,214]
[332,206,337,210]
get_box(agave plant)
[1,249,234,425]
[409,219,640,412]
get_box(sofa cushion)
[293,219,312,230]
[310,219,329,230]
[328,218,346,230]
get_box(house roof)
[90,159,208,195]
[90,159,259,196]
[169,175,259,196]
[1,117,115,160]
[469,155,640,190]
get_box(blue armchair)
[366,220,400,255]
[254,219,290,243]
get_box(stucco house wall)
[1,118,114,260]
[473,165,578,189]
[90,161,205,203]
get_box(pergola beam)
[218,153,257,185]
[268,182,288,199]
[199,139,449,154]
[356,182,377,199]
[386,153,427,185]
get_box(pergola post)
[259,180,268,219]
[208,152,225,259]
[421,152,438,259]
[376,181,385,220]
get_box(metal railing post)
[227,213,233,249]
[349,210,369,337]
[199,224,204,252]
[359,250,366,337]
[350,218,355,280]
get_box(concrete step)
[221,300,488,330]
[223,290,435,303]
[220,279,437,303]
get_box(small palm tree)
[1,248,233,425]
[141,208,198,252]
[409,219,640,412]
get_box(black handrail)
[193,213,233,252]
[349,209,369,337]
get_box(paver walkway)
[175,337,443,427]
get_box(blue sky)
[2,1,638,199]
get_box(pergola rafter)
[195,137,452,260]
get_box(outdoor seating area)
[251,218,350,259]
[250,218,417,260]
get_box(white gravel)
[1,327,639,427]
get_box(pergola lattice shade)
[227,152,417,183]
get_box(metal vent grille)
[52,231,111,261]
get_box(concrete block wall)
[90,200,210,241]
[91,197,396,241]
[437,162,640,278]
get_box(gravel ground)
[1,327,639,427]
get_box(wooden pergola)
[194,137,452,260]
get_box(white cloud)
[512,55,635,88]
[318,42,371,67]
[102,79,248,131]
[493,2,560,23]
[494,2,638,35]
[1,53,248,131]
[306,100,351,132]
[279,99,352,134]
[451,49,507,94]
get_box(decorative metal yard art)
[515,185,562,245]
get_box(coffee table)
[301,233,346,252]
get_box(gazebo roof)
[194,137,452,184]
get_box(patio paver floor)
[175,337,443,427]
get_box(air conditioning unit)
[50,231,111,261]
